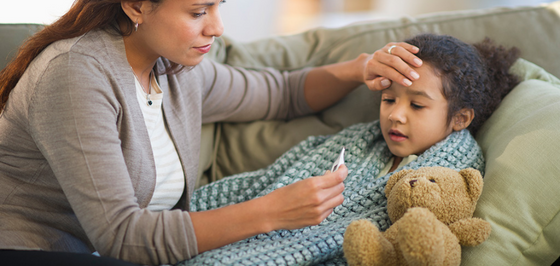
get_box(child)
[178,33,520,265]
[379,33,520,175]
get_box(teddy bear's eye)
[429,179,436,183]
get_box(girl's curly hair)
[405,34,520,135]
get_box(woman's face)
[136,0,224,66]
[379,63,455,158]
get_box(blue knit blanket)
[177,121,484,265]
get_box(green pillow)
[463,60,560,265]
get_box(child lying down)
[178,33,520,265]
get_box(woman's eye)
[193,11,207,18]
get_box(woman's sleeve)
[194,59,315,123]
[28,53,197,265]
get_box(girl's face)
[134,0,224,66]
[380,63,455,158]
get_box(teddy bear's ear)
[459,168,484,203]
[385,169,414,197]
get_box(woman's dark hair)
[405,33,520,135]
[0,0,182,111]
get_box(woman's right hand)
[259,165,348,231]
[190,165,347,253]
[363,42,423,91]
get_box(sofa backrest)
[209,3,560,78]
[204,2,560,180]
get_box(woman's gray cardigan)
[0,29,313,265]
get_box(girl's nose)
[388,105,406,124]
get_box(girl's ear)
[452,108,475,131]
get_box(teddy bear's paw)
[397,207,448,266]
[449,217,492,247]
[343,219,396,266]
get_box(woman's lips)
[389,129,408,142]
[194,44,212,54]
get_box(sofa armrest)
[0,23,44,70]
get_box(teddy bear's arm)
[448,217,491,246]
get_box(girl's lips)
[194,44,212,54]
[389,129,408,142]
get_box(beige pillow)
[463,60,560,265]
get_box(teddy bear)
[343,166,491,266]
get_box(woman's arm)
[199,42,422,122]
[190,166,348,253]
[304,42,423,112]
[191,42,423,252]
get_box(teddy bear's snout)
[409,179,417,187]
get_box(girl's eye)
[411,103,424,110]
[382,98,395,104]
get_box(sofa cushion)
[462,60,560,265]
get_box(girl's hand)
[362,42,423,91]
[260,165,348,231]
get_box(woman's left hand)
[361,42,423,91]
[303,42,422,112]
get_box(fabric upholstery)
[463,60,560,265]
[0,23,43,69]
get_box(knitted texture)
[177,121,484,266]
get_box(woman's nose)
[204,9,224,38]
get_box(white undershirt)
[376,155,418,178]
[134,74,185,211]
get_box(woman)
[0,0,421,265]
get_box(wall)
[0,0,554,42]
[222,0,554,42]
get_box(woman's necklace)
[131,68,154,106]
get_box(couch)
[2,1,560,265]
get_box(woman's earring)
[134,20,139,32]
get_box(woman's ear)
[121,1,146,24]
[452,108,475,131]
